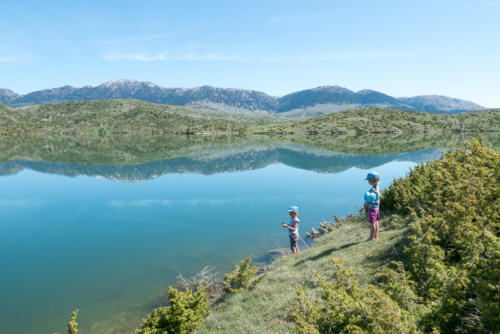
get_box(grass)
[198,214,408,333]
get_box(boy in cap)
[364,171,381,240]
[281,206,300,254]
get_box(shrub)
[374,262,425,316]
[67,309,79,334]
[222,256,258,293]
[290,258,419,334]
[293,139,499,333]
[381,138,498,224]
[52,309,79,334]
[381,138,500,332]
[137,286,209,334]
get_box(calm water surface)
[0,144,442,333]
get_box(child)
[281,206,300,254]
[364,171,381,241]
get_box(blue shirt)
[288,217,299,237]
[367,186,381,210]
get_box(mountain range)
[0,79,485,115]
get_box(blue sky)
[1,0,499,106]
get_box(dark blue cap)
[365,171,380,180]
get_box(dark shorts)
[367,209,380,224]
[289,235,299,250]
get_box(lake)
[0,136,479,333]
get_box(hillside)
[0,100,497,138]
[198,218,408,333]
[0,99,282,136]
[256,108,500,134]
[1,80,485,115]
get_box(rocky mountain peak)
[1,80,486,114]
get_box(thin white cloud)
[109,199,171,207]
[267,51,416,63]
[0,54,35,64]
[257,51,416,64]
[313,51,417,61]
[179,53,251,62]
[97,32,185,45]
[108,197,251,208]
[101,52,252,62]
[102,53,168,61]
[101,50,415,63]
[268,13,327,24]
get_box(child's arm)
[281,221,298,231]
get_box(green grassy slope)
[0,99,285,136]
[256,108,500,134]
[198,216,407,333]
[1,101,498,137]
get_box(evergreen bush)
[381,138,500,332]
[67,309,79,334]
[290,258,419,333]
[292,139,499,333]
[222,256,258,293]
[137,286,209,334]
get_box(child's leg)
[373,211,380,239]
[291,237,299,254]
[367,209,375,240]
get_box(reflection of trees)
[2,132,498,165]
[0,146,442,182]
[281,132,499,155]
[0,132,497,182]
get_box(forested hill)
[0,100,497,136]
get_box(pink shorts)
[367,209,380,224]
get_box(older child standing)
[364,171,381,241]
[281,206,300,254]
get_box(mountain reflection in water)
[0,145,442,182]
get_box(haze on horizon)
[1,0,499,107]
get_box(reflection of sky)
[0,160,416,334]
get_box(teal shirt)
[367,186,381,210]
[288,217,299,237]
